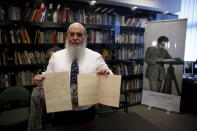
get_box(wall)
[72,0,181,14]
[99,0,181,14]
[179,0,197,61]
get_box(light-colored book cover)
[78,74,121,107]
[43,72,72,113]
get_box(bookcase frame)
[0,0,178,108]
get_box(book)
[53,4,61,23]
[40,8,47,22]
[7,6,21,20]
[61,7,68,23]
[78,74,121,107]
[23,28,32,44]
[31,9,38,22]
[46,3,54,22]
[43,72,72,113]
[35,3,45,22]
[20,27,27,43]
[9,30,15,43]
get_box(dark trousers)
[50,106,95,126]
[29,87,96,131]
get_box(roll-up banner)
[142,19,187,112]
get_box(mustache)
[70,40,80,44]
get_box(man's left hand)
[97,68,110,75]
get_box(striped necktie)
[70,58,79,106]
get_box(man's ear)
[65,34,69,42]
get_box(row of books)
[121,79,143,91]
[34,30,65,44]
[23,3,114,25]
[127,92,142,104]
[99,47,144,60]
[68,10,114,25]
[87,30,113,43]
[0,50,48,66]
[116,47,144,60]
[0,6,21,21]
[1,28,143,44]
[115,15,148,27]
[0,73,13,88]
[111,64,143,76]
[0,27,31,44]
[155,13,178,21]
[14,51,48,65]
[100,49,115,60]
[1,3,148,27]
[115,33,144,44]
[1,47,143,66]
[0,70,39,88]
[16,71,35,86]
[0,28,66,44]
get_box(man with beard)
[28,22,112,131]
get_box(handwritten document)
[43,72,72,113]
[78,74,121,107]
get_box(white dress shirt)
[44,48,113,110]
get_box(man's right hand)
[34,75,46,87]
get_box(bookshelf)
[0,0,177,108]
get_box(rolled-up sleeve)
[96,55,113,74]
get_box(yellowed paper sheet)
[43,72,72,113]
[78,74,121,107]
[78,74,99,106]
[99,75,121,107]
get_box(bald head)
[67,22,87,36]
[66,22,87,48]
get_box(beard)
[66,39,87,61]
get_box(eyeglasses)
[68,32,84,38]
